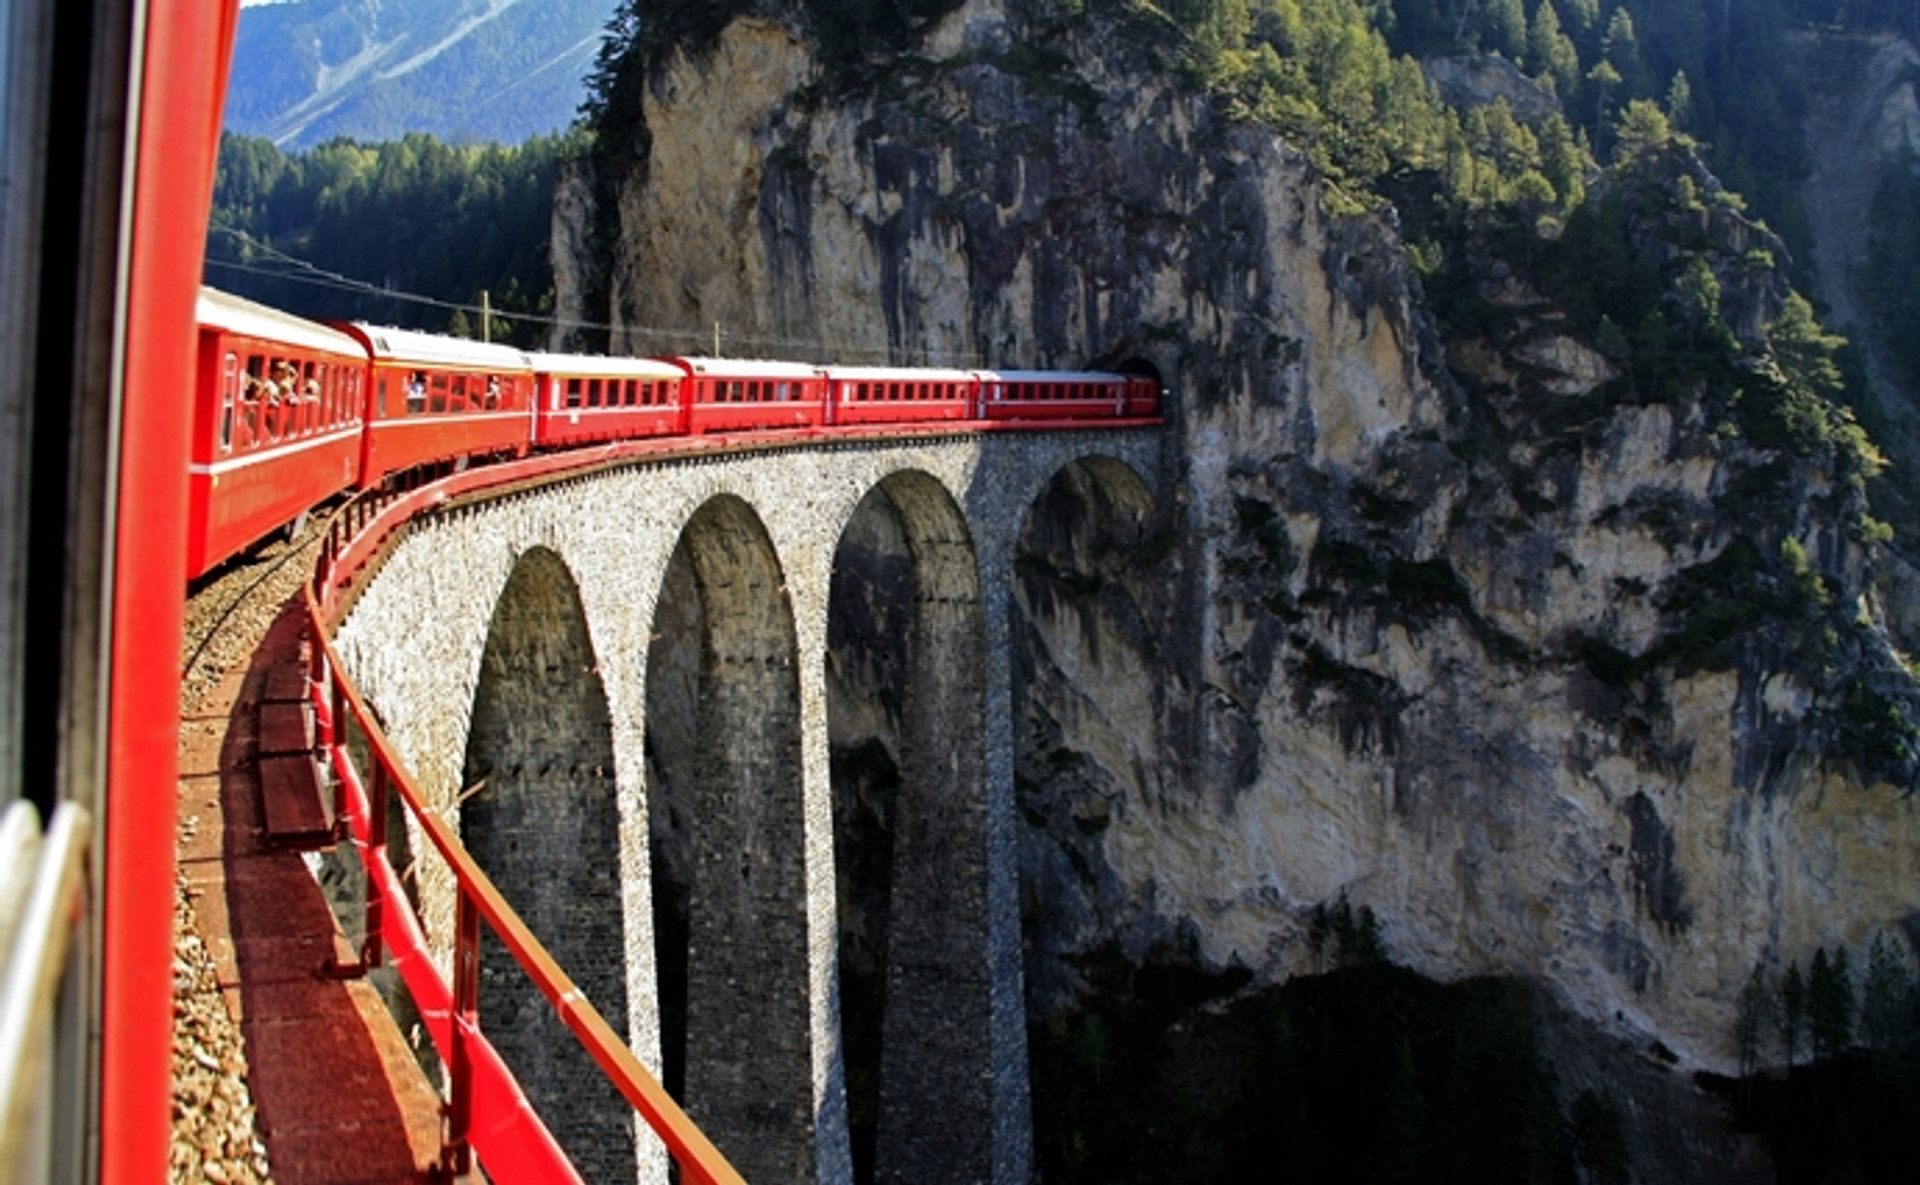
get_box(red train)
[188,286,1163,580]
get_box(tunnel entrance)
[644,494,814,1183]
[826,470,990,1185]
[459,547,633,1182]
[1113,356,1164,388]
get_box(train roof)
[975,370,1128,383]
[524,352,686,380]
[197,286,366,358]
[340,322,533,371]
[822,365,980,383]
[663,357,826,379]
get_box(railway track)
[171,522,328,1184]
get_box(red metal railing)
[298,417,1163,1180]
[303,480,745,1183]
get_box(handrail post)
[309,643,333,752]
[362,763,387,969]
[329,679,348,827]
[446,890,480,1177]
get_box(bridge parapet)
[331,428,1162,1184]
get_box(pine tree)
[1529,1,1582,97]
[1665,70,1694,134]
[1809,946,1856,1060]
[1602,7,1638,66]
[1483,0,1528,59]
[1586,59,1622,151]
[1614,98,1673,165]
[1860,932,1915,1055]
[1538,113,1587,211]
[1566,0,1601,38]
[1735,962,1778,1077]
[1780,959,1808,1068]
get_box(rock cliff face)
[562,0,1920,1093]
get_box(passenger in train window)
[487,376,502,409]
[407,372,427,415]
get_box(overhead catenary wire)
[203,226,997,367]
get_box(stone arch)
[827,469,990,1184]
[459,546,632,1182]
[643,493,814,1183]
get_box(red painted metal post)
[363,761,387,968]
[447,889,481,1176]
[102,4,243,1176]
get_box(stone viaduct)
[330,427,1163,1185]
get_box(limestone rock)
[566,0,1920,1104]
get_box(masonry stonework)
[331,429,1163,1185]
[460,548,634,1180]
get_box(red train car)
[337,322,534,486]
[528,352,686,448]
[187,287,368,578]
[663,357,828,434]
[1122,374,1161,417]
[822,365,978,425]
[977,369,1132,420]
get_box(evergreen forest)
[204,130,582,348]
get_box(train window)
[620,380,633,406]
[407,372,427,415]
[218,353,238,452]
[301,362,319,433]
[586,378,600,408]
[564,378,581,408]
